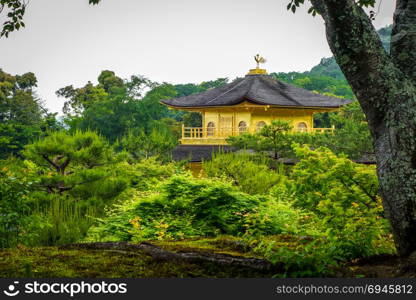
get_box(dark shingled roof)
[172,145,376,164]
[172,145,235,162]
[162,74,351,108]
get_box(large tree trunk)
[310,0,416,256]
[375,125,416,256]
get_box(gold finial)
[247,54,268,75]
[254,54,266,69]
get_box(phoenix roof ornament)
[254,54,266,69]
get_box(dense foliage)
[90,176,292,241]
[203,152,284,195]
[86,175,307,242]
[0,61,393,277]
[82,144,393,276]
[289,145,390,258]
[0,130,179,247]
[0,163,38,247]
[0,69,59,158]
[228,101,372,160]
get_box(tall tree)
[0,69,57,158]
[287,0,416,256]
[57,70,178,142]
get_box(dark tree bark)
[309,0,416,256]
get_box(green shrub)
[0,163,40,248]
[288,144,393,259]
[246,145,395,276]
[30,157,180,246]
[21,130,128,212]
[86,175,305,242]
[29,195,96,246]
[0,145,179,247]
[250,236,338,277]
[243,198,313,236]
[203,152,284,195]
[116,125,177,162]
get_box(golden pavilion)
[162,56,350,146]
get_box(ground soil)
[335,254,416,277]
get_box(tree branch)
[391,0,416,84]
[309,0,410,137]
[42,154,60,172]
[309,0,328,18]
[60,158,71,174]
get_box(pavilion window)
[238,121,247,133]
[207,122,215,136]
[256,121,266,132]
[297,122,308,133]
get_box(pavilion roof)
[161,74,351,108]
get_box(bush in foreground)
[86,175,308,242]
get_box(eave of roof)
[161,101,342,111]
[161,74,352,108]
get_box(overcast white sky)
[0,0,395,114]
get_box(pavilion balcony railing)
[181,125,335,139]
